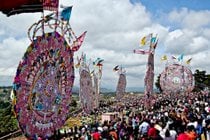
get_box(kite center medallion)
[172,77,180,84]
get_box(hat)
[97,127,103,132]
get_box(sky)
[0,0,210,90]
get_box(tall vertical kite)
[114,65,127,100]
[134,34,158,107]
[92,58,104,109]
[4,1,87,139]
[77,53,94,114]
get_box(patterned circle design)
[13,32,75,139]
[160,63,194,93]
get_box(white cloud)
[0,37,29,75]
[0,30,5,36]
[0,13,41,38]
[168,8,210,29]
[191,51,210,71]
[166,8,210,56]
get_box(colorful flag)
[71,31,87,52]
[61,6,72,21]
[97,59,104,64]
[140,34,151,46]
[178,54,184,61]
[186,58,192,64]
[75,63,80,68]
[161,55,167,61]
[43,0,59,11]
[93,58,103,66]
[113,65,119,71]
[171,55,176,60]
[151,37,156,43]
[134,49,151,55]
[140,36,146,45]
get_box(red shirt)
[92,132,101,140]
[148,127,157,138]
[177,133,191,140]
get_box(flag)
[43,0,59,11]
[75,63,80,68]
[140,36,147,45]
[140,34,151,46]
[113,65,119,71]
[161,55,167,61]
[61,6,72,21]
[71,31,87,52]
[171,55,176,60]
[134,49,151,55]
[97,59,104,67]
[151,37,156,43]
[97,59,104,64]
[186,58,192,64]
[178,54,184,61]
[93,58,103,66]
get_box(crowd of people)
[48,91,209,140]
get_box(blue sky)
[132,0,210,30]
[131,0,210,12]
[0,0,210,90]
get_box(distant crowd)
[46,91,209,140]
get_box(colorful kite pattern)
[116,74,127,100]
[134,34,158,108]
[116,73,126,99]
[91,57,104,108]
[78,54,94,113]
[114,66,126,100]
[12,32,84,139]
[80,70,94,113]
[160,63,194,94]
[134,34,158,96]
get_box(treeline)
[0,101,19,137]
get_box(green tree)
[0,103,18,136]
[0,87,19,136]
[193,69,210,91]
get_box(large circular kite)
[13,32,78,139]
[160,63,194,94]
